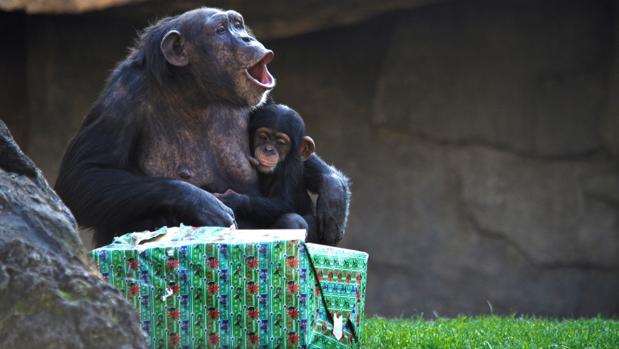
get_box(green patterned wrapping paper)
[90,226,368,349]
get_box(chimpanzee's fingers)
[248,157,260,167]
[203,209,235,227]
[315,180,348,245]
[323,214,343,246]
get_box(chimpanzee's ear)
[300,136,316,161]
[160,30,188,67]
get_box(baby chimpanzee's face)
[252,127,291,173]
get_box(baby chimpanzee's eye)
[233,20,243,29]
[276,139,287,146]
[216,25,226,34]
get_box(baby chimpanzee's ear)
[300,136,316,161]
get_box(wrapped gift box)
[90,226,368,348]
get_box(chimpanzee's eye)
[233,20,243,29]
[216,25,226,34]
[276,139,287,146]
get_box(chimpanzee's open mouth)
[245,51,275,89]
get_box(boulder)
[0,120,147,349]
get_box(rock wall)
[0,0,618,317]
[268,0,619,316]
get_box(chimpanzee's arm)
[55,115,235,246]
[216,190,294,227]
[303,154,350,245]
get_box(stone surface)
[0,0,618,318]
[456,147,619,269]
[604,2,619,160]
[0,0,446,39]
[267,0,619,317]
[0,120,147,348]
[0,12,27,148]
[0,0,144,13]
[24,12,136,183]
[372,0,609,158]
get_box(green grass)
[361,316,619,349]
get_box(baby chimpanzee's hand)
[247,155,260,168]
[214,189,246,210]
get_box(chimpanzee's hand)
[315,172,350,245]
[214,189,246,211]
[179,185,236,227]
[247,156,260,168]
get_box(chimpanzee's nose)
[265,145,273,152]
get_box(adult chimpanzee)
[54,7,350,247]
[215,103,320,241]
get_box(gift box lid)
[105,225,307,251]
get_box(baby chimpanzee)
[216,103,319,241]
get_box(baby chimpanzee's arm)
[304,154,350,245]
[215,189,294,227]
